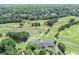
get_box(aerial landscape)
[0,4,79,55]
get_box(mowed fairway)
[0,16,79,54]
[59,25,79,54]
[54,16,79,54]
[43,16,78,40]
[43,16,79,54]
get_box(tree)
[0,38,16,48]
[4,47,18,55]
[69,19,76,25]
[29,44,37,51]
[55,32,59,39]
[58,26,65,32]
[58,42,66,54]
[45,19,58,26]
[0,38,18,55]
[53,40,57,44]
[45,21,53,26]
[19,20,25,28]
[19,22,24,28]
[6,31,30,43]
[75,21,79,24]
[64,24,71,28]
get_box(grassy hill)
[0,16,79,54]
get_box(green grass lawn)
[59,24,79,54]
[16,42,26,49]
[43,16,79,54]
[0,16,79,54]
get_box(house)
[27,39,54,49]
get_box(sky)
[0,0,79,4]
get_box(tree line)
[0,6,79,24]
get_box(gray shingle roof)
[28,39,53,49]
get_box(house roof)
[27,39,53,49]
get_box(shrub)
[33,50,39,55]
[32,22,40,26]
[55,51,62,55]
[38,49,46,55]
[0,33,2,37]
[24,49,33,55]
[47,49,54,55]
